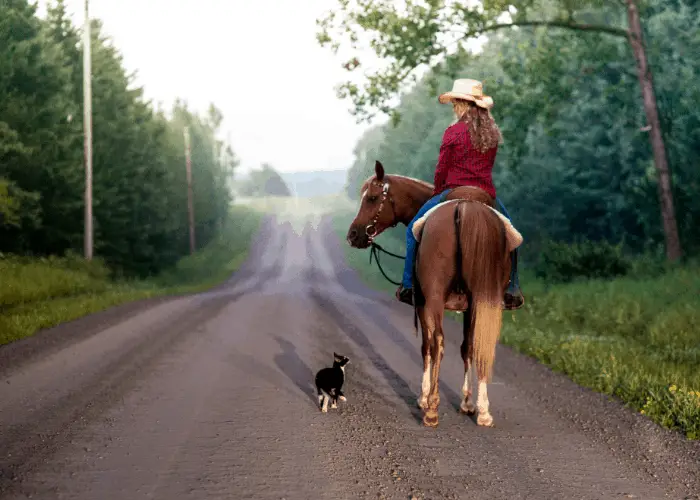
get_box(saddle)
[411,187,523,312]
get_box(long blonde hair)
[452,99,503,153]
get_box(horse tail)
[454,201,508,381]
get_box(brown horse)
[346,161,511,428]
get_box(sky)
[36,0,380,175]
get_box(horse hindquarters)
[454,201,509,426]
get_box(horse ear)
[375,160,385,181]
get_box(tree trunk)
[625,0,682,261]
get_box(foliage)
[533,239,631,283]
[237,163,292,197]
[316,0,628,122]
[330,208,700,440]
[0,206,262,346]
[0,0,237,278]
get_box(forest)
[323,0,700,438]
[0,0,237,278]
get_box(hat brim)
[438,92,494,109]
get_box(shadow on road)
[273,336,317,406]
[309,291,433,424]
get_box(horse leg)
[423,301,445,428]
[416,306,432,410]
[471,299,503,427]
[459,311,476,415]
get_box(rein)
[369,242,405,286]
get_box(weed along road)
[0,214,698,500]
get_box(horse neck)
[390,176,435,225]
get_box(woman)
[396,78,524,310]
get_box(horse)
[345,160,512,428]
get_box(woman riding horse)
[395,78,524,310]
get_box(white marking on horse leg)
[418,354,431,409]
[476,380,493,426]
[460,361,476,414]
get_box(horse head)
[346,161,401,249]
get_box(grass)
[330,208,700,440]
[0,205,263,346]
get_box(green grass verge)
[0,205,263,346]
[331,209,700,440]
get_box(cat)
[314,352,350,413]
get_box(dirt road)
[1,215,698,500]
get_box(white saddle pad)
[412,200,523,252]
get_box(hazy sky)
[36,0,380,175]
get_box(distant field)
[234,194,355,231]
[0,206,263,346]
[330,208,700,440]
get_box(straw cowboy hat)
[438,78,494,109]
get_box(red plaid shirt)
[432,121,497,198]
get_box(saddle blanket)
[412,200,523,252]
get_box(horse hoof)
[423,411,439,428]
[460,402,476,416]
[477,413,494,427]
[321,407,328,413]
[339,396,347,402]
[417,399,428,410]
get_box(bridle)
[364,180,397,242]
[362,180,405,286]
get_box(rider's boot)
[503,248,524,310]
[396,284,414,306]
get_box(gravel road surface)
[1,214,698,500]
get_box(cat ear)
[333,352,341,359]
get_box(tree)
[0,0,240,277]
[238,164,292,197]
[0,0,81,253]
[316,0,683,261]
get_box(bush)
[533,239,631,283]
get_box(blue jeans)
[402,190,452,288]
[401,193,521,293]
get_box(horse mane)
[359,173,434,194]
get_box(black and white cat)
[314,352,350,413]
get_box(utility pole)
[184,126,196,254]
[83,0,93,260]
